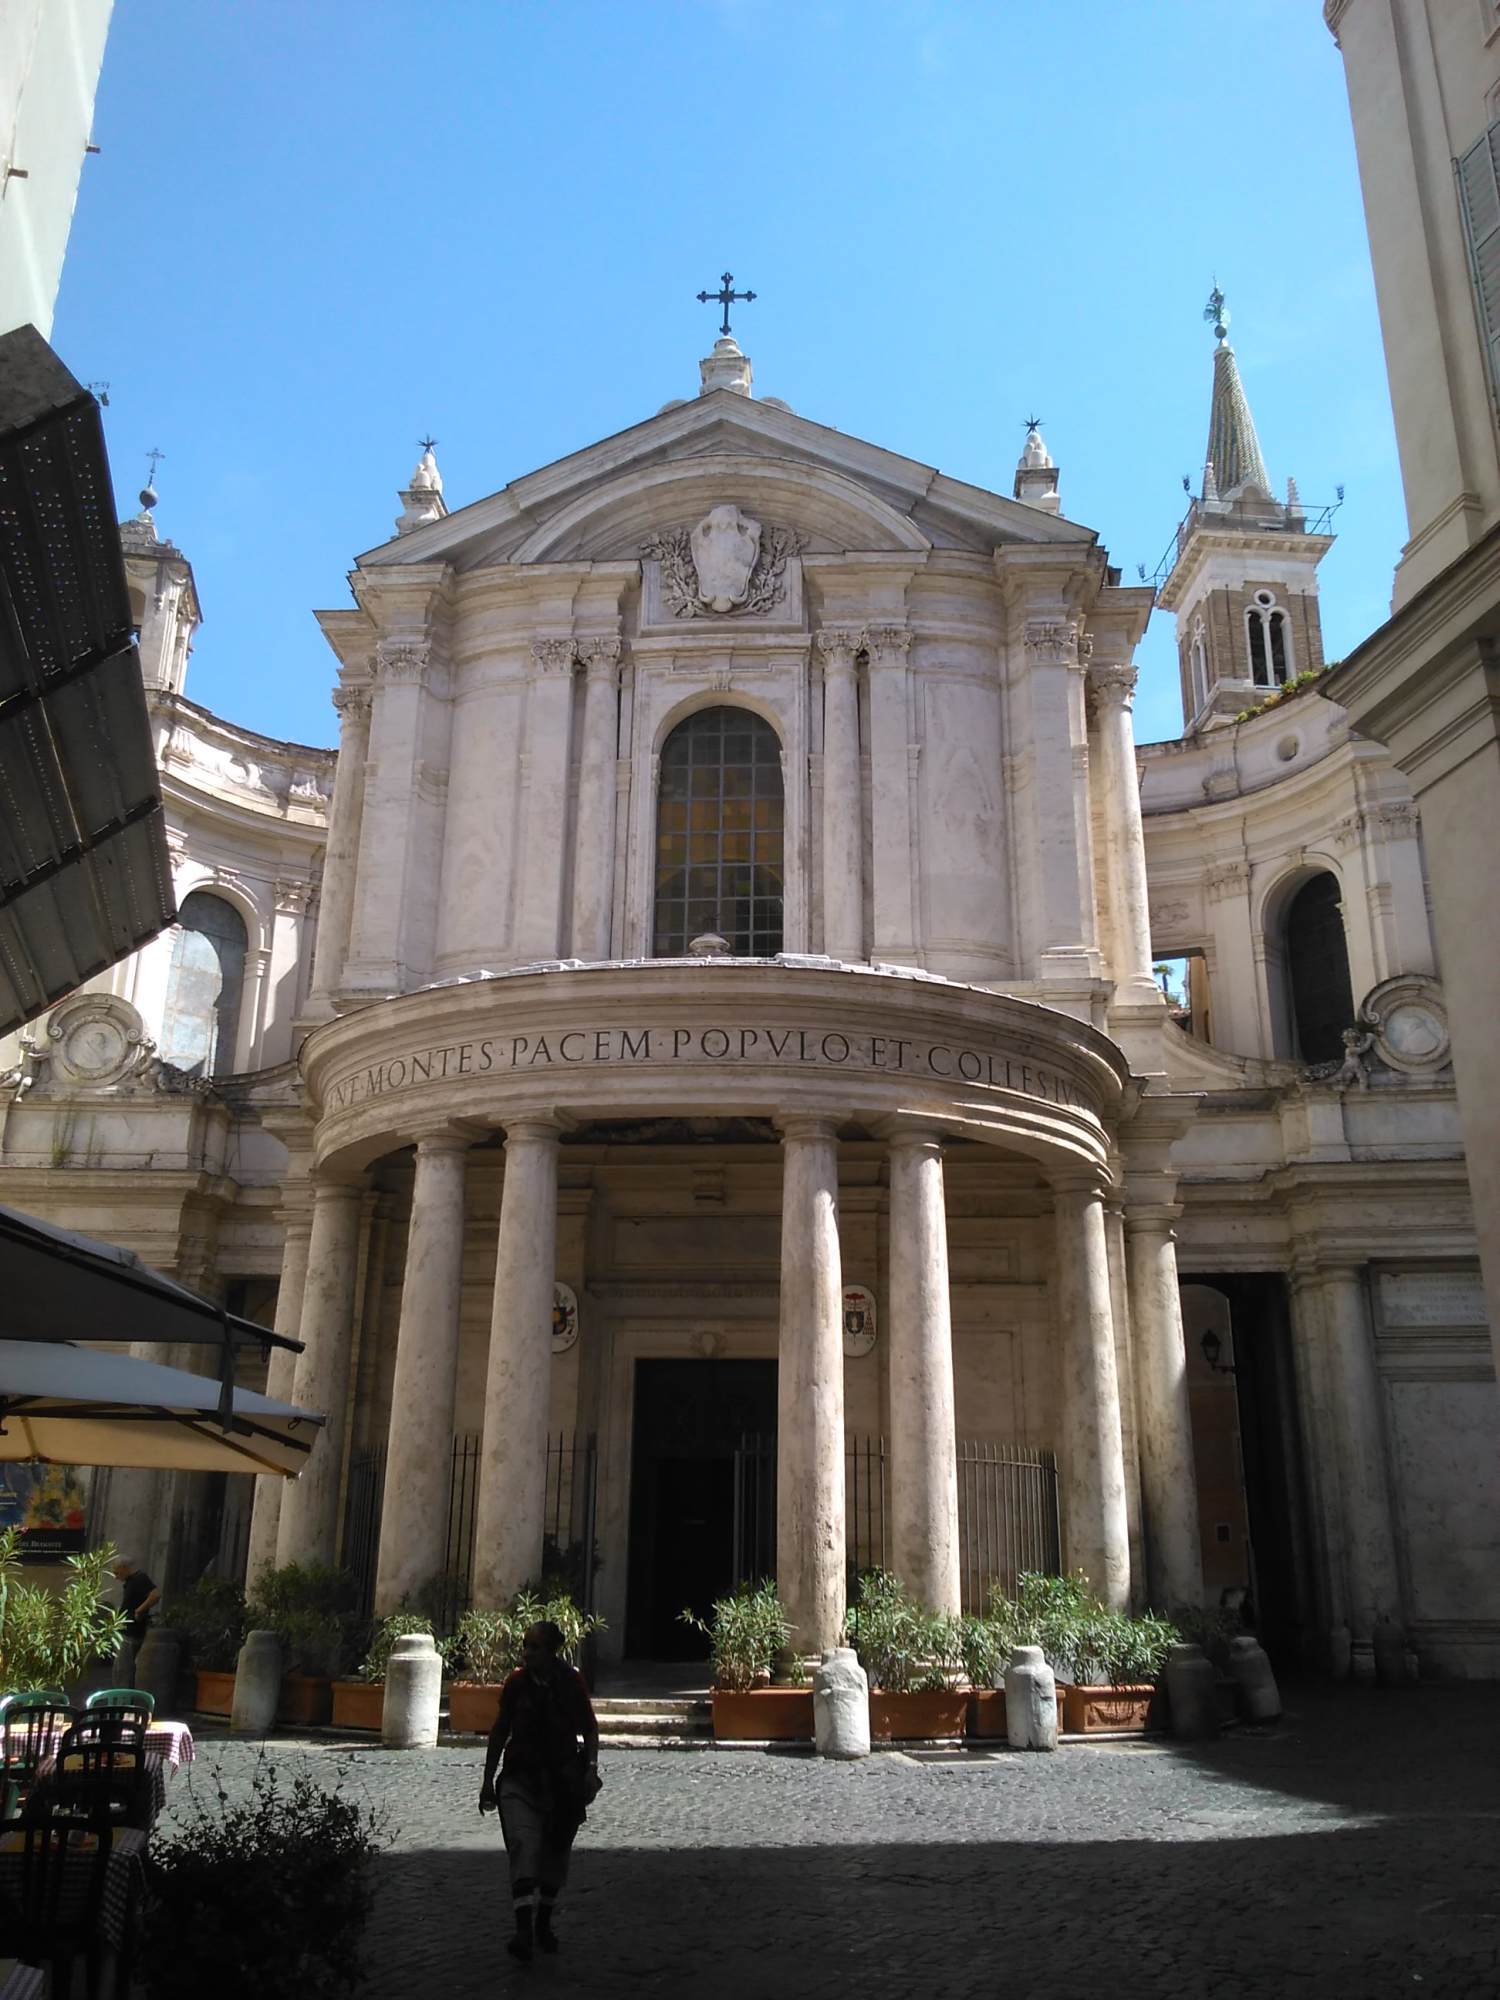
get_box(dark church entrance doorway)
[626,1358,777,1659]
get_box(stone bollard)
[383,1633,443,1749]
[1227,1634,1281,1721]
[1165,1642,1219,1740]
[231,1630,283,1735]
[1004,1645,1058,1751]
[133,1628,184,1714]
[813,1647,870,1760]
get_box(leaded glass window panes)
[653,706,784,957]
[159,890,248,1076]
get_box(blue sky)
[55,0,1402,750]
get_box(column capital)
[865,623,911,664]
[331,684,372,726]
[373,636,433,687]
[309,1170,367,1203]
[775,1111,843,1146]
[1050,1169,1109,1205]
[814,625,862,673]
[578,635,623,679]
[532,636,578,677]
[1124,1201,1182,1238]
[499,1113,566,1147]
[411,1119,485,1157]
[877,1117,945,1154]
[1088,661,1138,709]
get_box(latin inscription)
[323,1024,1095,1116]
[1377,1270,1487,1330]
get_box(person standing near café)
[478,1620,601,1961]
[111,1555,160,1657]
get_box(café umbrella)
[0,1341,323,1476]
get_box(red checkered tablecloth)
[0,1826,147,1954]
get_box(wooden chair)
[0,1699,74,1825]
[45,1722,149,1834]
[81,1690,154,1729]
[13,1806,116,2000]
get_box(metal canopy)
[0,325,175,1036]
[0,1341,322,1476]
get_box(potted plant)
[846,1571,967,1741]
[245,1562,359,1726]
[166,1574,246,1716]
[680,1580,811,1741]
[447,1589,602,1734]
[331,1613,450,1731]
[138,1747,391,1997]
[995,1572,1177,1735]
[959,1609,1008,1739]
[0,1529,126,1696]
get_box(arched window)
[1284,872,1353,1064]
[159,890,249,1076]
[653,707,784,957]
[1189,619,1209,712]
[1246,591,1292,689]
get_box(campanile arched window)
[1246,590,1292,689]
[653,706,784,957]
[159,889,249,1075]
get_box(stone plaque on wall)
[1376,1269,1487,1330]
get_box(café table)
[0,1823,148,1957]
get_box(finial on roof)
[1204,283,1229,346]
[699,332,753,398]
[1014,415,1061,514]
[395,435,448,535]
[1200,287,1272,501]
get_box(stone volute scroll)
[532,637,578,678]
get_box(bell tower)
[1157,289,1334,732]
[119,465,201,699]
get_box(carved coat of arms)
[643,507,803,619]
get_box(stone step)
[592,1696,711,1717]
[597,1709,712,1738]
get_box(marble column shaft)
[886,1128,961,1614]
[374,1135,471,1613]
[569,640,622,961]
[1054,1180,1130,1609]
[1320,1265,1403,1653]
[515,641,577,960]
[276,1178,365,1568]
[818,629,864,961]
[472,1119,560,1606]
[307,685,370,1008]
[776,1115,847,1654]
[1125,1206,1204,1612]
[1091,664,1156,993]
[244,1208,314,1588]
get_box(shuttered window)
[1457,124,1500,403]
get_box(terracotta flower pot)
[447,1682,505,1735]
[193,1668,235,1717]
[276,1674,333,1727]
[868,1690,969,1741]
[330,1679,384,1731]
[1060,1683,1164,1735]
[966,1689,1008,1739]
[712,1688,815,1741]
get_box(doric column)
[776,1114,847,1654]
[244,1201,315,1589]
[1125,1202,1204,1611]
[1318,1263,1403,1674]
[1053,1176,1130,1609]
[569,638,622,961]
[275,1175,366,1567]
[374,1132,472,1613]
[864,624,917,962]
[472,1118,561,1605]
[886,1125,961,1614]
[306,684,370,1014]
[1090,663,1159,1002]
[816,627,864,961]
[515,639,578,960]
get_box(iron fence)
[441,1430,598,1628]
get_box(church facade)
[3,322,1495,1679]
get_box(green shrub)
[985,1571,1181,1686]
[958,1612,1007,1691]
[139,1750,392,1999]
[844,1570,963,1694]
[245,1564,359,1678]
[452,1589,603,1683]
[166,1574,247,1672]
[0,1529,125,1690]
[679,1579,793,1692]
[355,1613,453,1685]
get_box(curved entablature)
[302,963,1132,1181]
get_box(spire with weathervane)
[1156,286,1336,734]
[1014,415,1061,514]
[395,437,448,536]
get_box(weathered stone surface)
[229,1630,281,1735]
[1004,1644,1058,1751]
[382,1633,442,1749]
[812,1647,869,1760]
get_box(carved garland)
[643,521,804,619]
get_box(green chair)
[0,1694,75,1823]
[83,1688,154,1726]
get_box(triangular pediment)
[357,389,1097,576]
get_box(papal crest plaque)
[842,1284,877,1358]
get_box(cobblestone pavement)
[160,1684,1500,2000]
